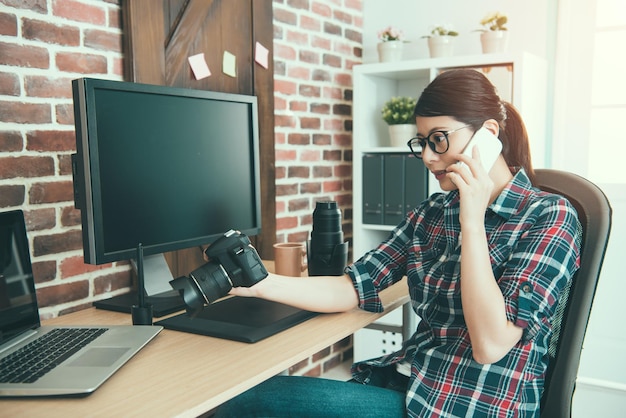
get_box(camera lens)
[310,201,343,251]
[170,261,232,310]
[308,201,348,276]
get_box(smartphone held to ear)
[457,127,503,172]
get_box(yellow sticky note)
[223,51,236,78]
[255,42,269,69]
[187,53,211,80]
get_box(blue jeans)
[213,375,407,417]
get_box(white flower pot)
[427,36,455,58]
[388,124,416,148]
[377,41,404,63]
[480,30,508,54]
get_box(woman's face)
[415,115,475,191]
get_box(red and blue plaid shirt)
[347,169,581,417]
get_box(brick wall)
[0,0,126,319]
[0,0,361,377]
[271,0,361,376]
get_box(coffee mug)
[273,242,307,277]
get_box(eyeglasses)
[406,124,472,158]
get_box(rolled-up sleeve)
[345,217,416,313]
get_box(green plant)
[422,24,458,38]
[478,12,508,31]
[377,26,405,42]
[381,96,417,125]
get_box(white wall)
[362,0,626,414]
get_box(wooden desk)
[0,279,409,417]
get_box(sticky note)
[255,42,269,69]
[188,53,211,80]
[223,51,236,78]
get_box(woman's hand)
[446,145,494,228]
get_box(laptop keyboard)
[0,328,108,384]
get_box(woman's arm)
[229,273,359,313]
[449,145,523,364]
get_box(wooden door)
[122,0,276,276]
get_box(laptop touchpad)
[68,347,130,367]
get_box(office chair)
[534,169,612,417]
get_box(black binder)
[404,154,428,212]
[384,154,405,225]
[362,154,384,224]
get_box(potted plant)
[376,26,406,63]
[381,96,417,147]
[422,24,458,58]
[476,12,508,53]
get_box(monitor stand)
[93,253,186,317]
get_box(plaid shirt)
[347,169,581,417]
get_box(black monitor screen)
[72,78,261,264]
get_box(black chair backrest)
[534,169,612,417]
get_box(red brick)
[0,101,51,124]
[300,117,320,129]
[52,0,106,25]
[300,182,321,194]
[287,133,310,145]
[36,280,89,308]
[287,166,310,178]
[0,71,20,96]
[300,15,320,31]
[22,18,80,46]
[61,205,81,227]
[0,184,25,207]
[276,183,298,197]
[32,260,57,283]
[60,255,110,278]
[323,53,341,68]
[94,270,133,295]
[276,215,298,229]
[32,228,83,256]
[2,0,47,13]
[26,130,75,152]
[274,79,297,95]
[0,130,23,151]
[274,42,296,60]
[24,207,56,231]
[24,75,73,98]
[84,28,122,53]
[29,180,74,204]
[273,7,297,25]
[299,84,320,98]
[0,41,49,68]
[58,153,74,176]
[56,51,107,73]
[55,102,74,125]
[0,12,17,36]
[0,156,54,178]
[314,166,332,177]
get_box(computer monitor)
[71,78,262,313]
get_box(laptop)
[0,210,162,397]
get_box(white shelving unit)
[352,52,548,362]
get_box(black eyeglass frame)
[406,124,473,159]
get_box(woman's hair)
[413,68,535,183]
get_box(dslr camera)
[170,230,268,311]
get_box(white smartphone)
[457,126,503,172]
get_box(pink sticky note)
[188,53,211,80]
[255,42,269,69]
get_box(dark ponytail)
[414,69,535,183]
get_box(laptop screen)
[0,210,40,346]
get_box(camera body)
[170,230,268,310]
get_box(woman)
[215,69,581,417]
